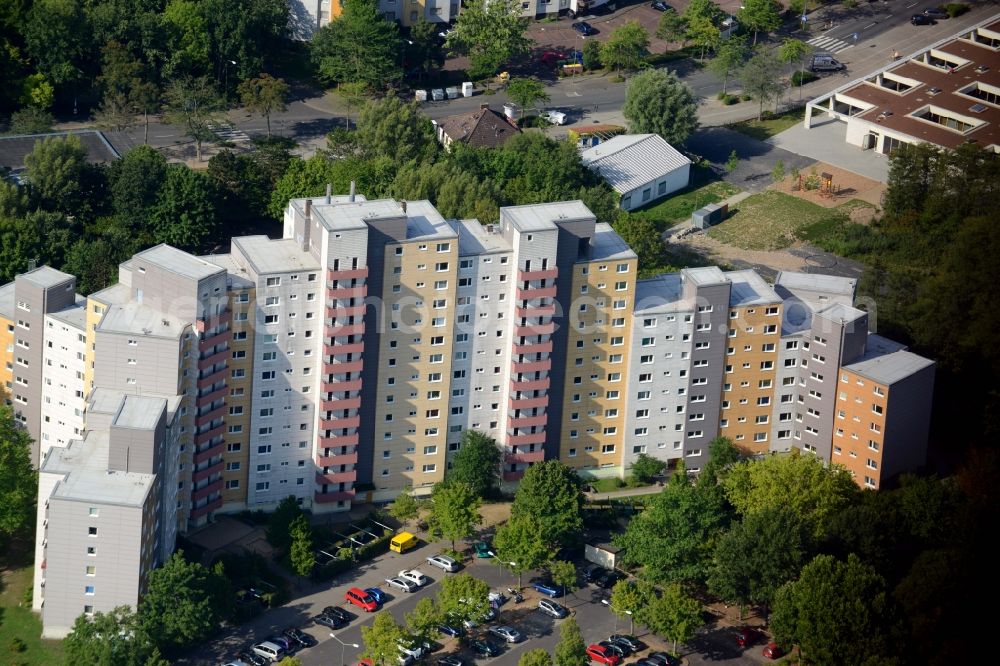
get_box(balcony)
[321,396,362,411]
[192,460,224,483]
[190,496,223,519]
[516,304,556,318]
[191,478,224,502]
[512,359,552,374]
[317,433,360,449]
[510,377,550,393]
[327,304,366,319]
[508,413,548,429]
[516,286,557,300]
[197,384,228,405]
[515,322,556,337]
[195,404,227,427]
[505,449,546,465]
[195,310,232,333]
[507,432,547,446]
[316,470,357,484]
[323,378,363,393]
[325,342,365,356]
[508,395,549,410]
[513,340,553,355]
[197,349,229,370]
[199,327,230,350]
[518,268,558,281]
[326,322,365,336]
[328,267,369,280]
[194,424,225,446]
[502,470,525,482]
[197,367,228,390]
[193,440,226,464]
[327,285,368,300]
[316,450,359,466]
[314,489,356,504]
[321,415,361,430]
[324,359,364,374]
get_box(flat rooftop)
[200,253,255,289]
[312,198,404,232]
[47,298,87,330]
[231,236,320,275]
[134,244,225,281]
[405,200,458,241]
[43,431,155,507]
[501,201,597,232]
[0,282,15,319]
[98,302,186,339]
[633,274,686,313]
[287,194,368,229]
[0,130,119,171]
[17,265,74,289]
[88,282,131,308]
[453,219,512,255]
[816,302,868,325]
[589,223,637,262]
[726,269,782,307]
[114,395,167,430]
[683,266,728,286]
[844,334,935,385]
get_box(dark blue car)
[365,587,388,604]
[532,581,563,597]
[438,623,465,637]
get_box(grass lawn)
[727,107,806,141]
[708,191,876,251]
[0,556,65,665]
[631,170,741,231]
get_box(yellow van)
[390,531,418,553]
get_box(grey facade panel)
[682,281,731,469]
[882,363,936,480]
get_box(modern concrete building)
[289,0,461,38]
[805,14,1000,155]
[2,194,938,638]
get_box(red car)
[763,642,785,659]
[736,627,761,648]
[345,587,378,612]
[587,644,622,665]
[357,660,373,666]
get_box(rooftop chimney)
[325,183,332,204]
[400,200,407,213]
[349,180,356,202]
[304,198,312,219]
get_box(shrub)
[944,3,969,16]
[791,70,819,86]
[740,93,752,102]
[8,638,27,653]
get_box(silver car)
[426,554,459,572]
[539,598,568,618]
[385,577,419,593]
[488,625,522,643]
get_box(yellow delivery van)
[390,531,418,553]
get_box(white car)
[385,576,419,593]
[427,554,459,572]
[488,625,522,643]
[398,569,429,587]
[545,109,567,125]
[398,638,431,659]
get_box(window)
[265,277,280,287]
[85,586,95,595]
[88,527,98,536]
[422,464,437,473]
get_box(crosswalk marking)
[209,123,250,142]
[808,35,854,54]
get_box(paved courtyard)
[768,115,890,183]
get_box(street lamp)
[330,634,360,666]
[224,59,237,98]
[504,561,520,588]
[601,599,634,633]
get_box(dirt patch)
[774,162,885,211]
[674,232,817,274]
[478,502,512,530]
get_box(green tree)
[519,649,553,666]
[778,38,814,102]
[582,39,602,71]
[506,78,550,118]
[771,554,895,665]
[739,48,786,121]
[708,506,810,618]
[0,405,36,538]
[601,21,650,74]
[149,165,219,252]
[510,459,583,548]
[9,107,54,134]
[163,75,225,162]
[310,0,401,89]
[554,616,588,666]
[656,11,689,45]
[686,15,722,60]
[549,559,578,598]
[725,149,739,173]
[644,583,703,653]
[407,19,446,76]
[493,514,552,588]
[23,0,94,103]
[738,0,781,46]
[356,96,437,163]
[427,481,482,551]
[609,580,651,633]
[446,0,533,80]
[95,41,157,136]
[448,430,503,499]
[405,597,442,643]
[361,611,405,666]
[23,134,89,211]
[612,215,664,275]
[708,37,749,96]
[198,0,289,93]
[139,552,231,654]
[108,144,168,238]
[723,451,860,539]
[437,573,490,627]
[683,0,725,25]
[238,74,289,138]
[388,487,421,522]
[63,237,128,295]
[771,159,786,184]
[21,73,55,109]
[631,452,667,484]
[289,514,315,578]
[207,145,291,224]
[266,495,304,552]
[622,68,699,146]
[64,606,161,666]
[0,209,74,283]
[161,0,212,79]
[268,154,396,218]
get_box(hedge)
[313,532,394,582]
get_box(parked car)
[596,571,623,589]
[322,606,352,624]
[251,641,286,663]
[385,577,419,593]
[763,643,785,659]
[609,635,644,652]
[572,21,596,36]
[474,541,493,558]
[539,598,568,618]
[314,613,348,629]
[650,1,673,10]
[427,555,459,572]
[345,587,379,612]
[532,580,563,597]
[646,653,680,666]
[736,627,761,648]
[599,640,629,658]
[911,13,934,25]
[397,638,432,659]
[586,644,621,665]
[238,650,269,666]
[366,587,389,604]
[438,657,464,666]
[283,628,317,649]
[399,569,430,587]
[438,623,465,637]
[924,7,949,19]
[584,565,607,584]
[471,639,503,657]
[545,109,568,126]
[488,625,522,643]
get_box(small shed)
[585,542,622,570]
[692,203,728,229]
[581,134,692,211]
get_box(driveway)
[684,127,815,194]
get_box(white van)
[252,641,285,662]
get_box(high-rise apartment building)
[1,194,935,637]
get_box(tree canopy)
[554,616,588,666]
[622,68,699,145]
[492,514,552,588]
[600,21,650,73]
[64,606,165,666]
[445,0,533,80]
[738,0,781,45]
[0,405,37,538]
[510,459,583,548]
[310,0,401,89]
[427,481,482,551]
[361,611,405,666]
[447,430,503,499]
[356,96,438,164]
[739,48,785,121]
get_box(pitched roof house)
[581,133,691,211]
[433,104,522,150]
